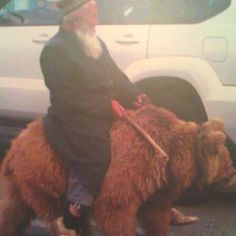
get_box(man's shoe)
[62,206,83,232]
[78,205,92,236]
[62,203,92,236]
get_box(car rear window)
[0,0,60,26]
[98,0,231,25]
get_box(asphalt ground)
[23,199,236,236]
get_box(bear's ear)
[203,118,224,132]
[208,131,226,146]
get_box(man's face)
[75,0,99,31]
[84,1,99,28]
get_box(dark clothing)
[40,28,141,194]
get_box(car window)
[97,0,154,24]
[98,0,231,25]
[0,0,61,26]
[0,0,231,26]
[153,0,231,24]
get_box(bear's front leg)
[95,208,136,236]
[137,196,171,236]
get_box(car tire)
[139,77,208,123]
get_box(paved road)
[169,200,236,236]
[24,199,236,236]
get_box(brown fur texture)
[0,105,233,236]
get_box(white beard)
[76,29,103,60]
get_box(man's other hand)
[133,94,152,109]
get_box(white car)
[0,0,236,156]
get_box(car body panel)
[148,3,236,86]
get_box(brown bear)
[0,105,235,236]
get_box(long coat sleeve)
[100,40,142,107]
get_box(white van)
[0,0,235,156]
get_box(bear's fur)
[0,105,233,236]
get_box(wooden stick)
[123,113,169,160]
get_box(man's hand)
[111,100,125,118]
[133,94,152,109]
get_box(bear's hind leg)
[0,176,34,236]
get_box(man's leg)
[51,178,93,235]
[63,172,93,235]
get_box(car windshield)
[0,0,60,25]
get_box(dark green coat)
[40,28,141,194]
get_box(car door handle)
[116,34,139,45]
[32,39,48,45]
[32,33,49,45]
[116,40,139,45]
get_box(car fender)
[124,56,221,100]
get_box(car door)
[0,0,59,80]
[0,0,59,118]
[96,0,151,70]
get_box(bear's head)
[193,118,236,193]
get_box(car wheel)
[139,77,208,123]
